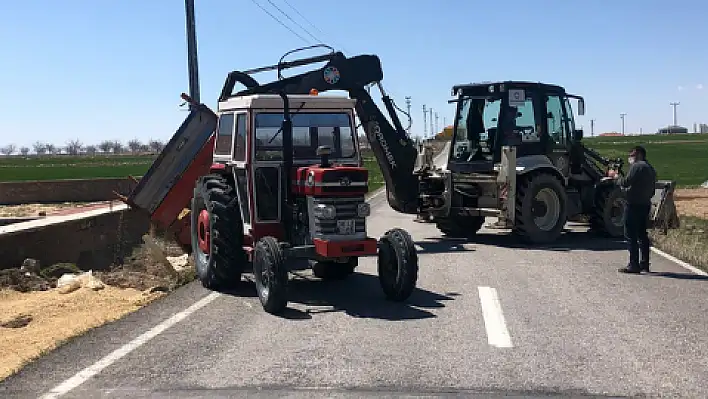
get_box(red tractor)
[127,47,422,315]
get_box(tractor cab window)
[503,96,539,144]
[545,95,568,145]
[254,112,356,162]
[451,96,500,162]
[563,97,577,138]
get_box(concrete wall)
[0,206,151,271]
[0,177,141,205]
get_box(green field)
[583,133,708,187]
[0,153,387,194]
[0,155,156,182]
[2,135,703,188]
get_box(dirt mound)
[0,234,194,382]
[0,269,52,292]
[0,235,192,294]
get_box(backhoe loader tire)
[514,173,567,244]
[589,185,626,238]
[191,174,247,291]
[253,236,289,315]
[378,228,418,302]
[312,258,357,280]
[436,216,485,238]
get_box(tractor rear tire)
[377,228,418,301]
[252,236,289,315]
[590,185,627,237]
[312,258,357,280]
[436,216,485,238]
[514,173,567,244]
[191,174,246,290]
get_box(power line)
[280,0,348,53]
[281,0,326,37]
[250,0,309,43]
[264,0,321,43]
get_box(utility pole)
[620,113,626,135]
[422,105,427,138]
[404,96,412,135]
[434,112,439,135]
[590,119,595,137]
[184,0,200,110]
[670,102,680,126]
[429,108,434,137]
[443,116,447,128]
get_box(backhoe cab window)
[452,97,500,162]
[254,112,356,161]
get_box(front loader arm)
[223,51,419,214]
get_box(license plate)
[336,219,356,235]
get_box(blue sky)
[0,0,705,149]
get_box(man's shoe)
[618,266,641,274]
[640,262,650,273]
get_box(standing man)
[608,145,657,274]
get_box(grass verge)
[650,216,708,272]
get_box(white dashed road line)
[478,286,513,348]
[39,292,222,399]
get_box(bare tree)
[85,145,97,155]
[33,141,47,155]
[127,138,142,153]
[20,146,30,156]
[139,144,150,153]
[0,144,16,155]
[148,139,164,153]
[111,140,123,154]
[65,139,83,155]
[98,140,112,153]
[45,143,57,155]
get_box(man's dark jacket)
[615,160,657,205]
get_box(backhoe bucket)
[649,180,680,230]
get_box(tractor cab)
[447,81,585,176]
[212,92,371,247]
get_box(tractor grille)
[309,196,367,240]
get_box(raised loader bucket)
[649,180,680,231]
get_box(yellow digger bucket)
[649,180,680,231]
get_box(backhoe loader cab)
[421,81,678,244]
[448,81,585,172]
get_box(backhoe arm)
[221,51,419,214]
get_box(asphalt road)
[3,144,708,398]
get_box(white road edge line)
[39,292,222,399]
[478,286,513,348]
[650,247,708,276]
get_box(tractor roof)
[452,81,567,96]
[218,93,356,112]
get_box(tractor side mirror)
[573,129,584,141]
[577,98,585,116]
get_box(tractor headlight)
[313,204,336,220]
[357,202,371,217]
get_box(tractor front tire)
[590,185,627,237]
[514,173,567,244]
[252,236,289,315]
[436,216,485,238]
[191,174,246,290]
[377,228,419,301]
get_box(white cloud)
[697,83,704,90]
[678,85,684,91]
